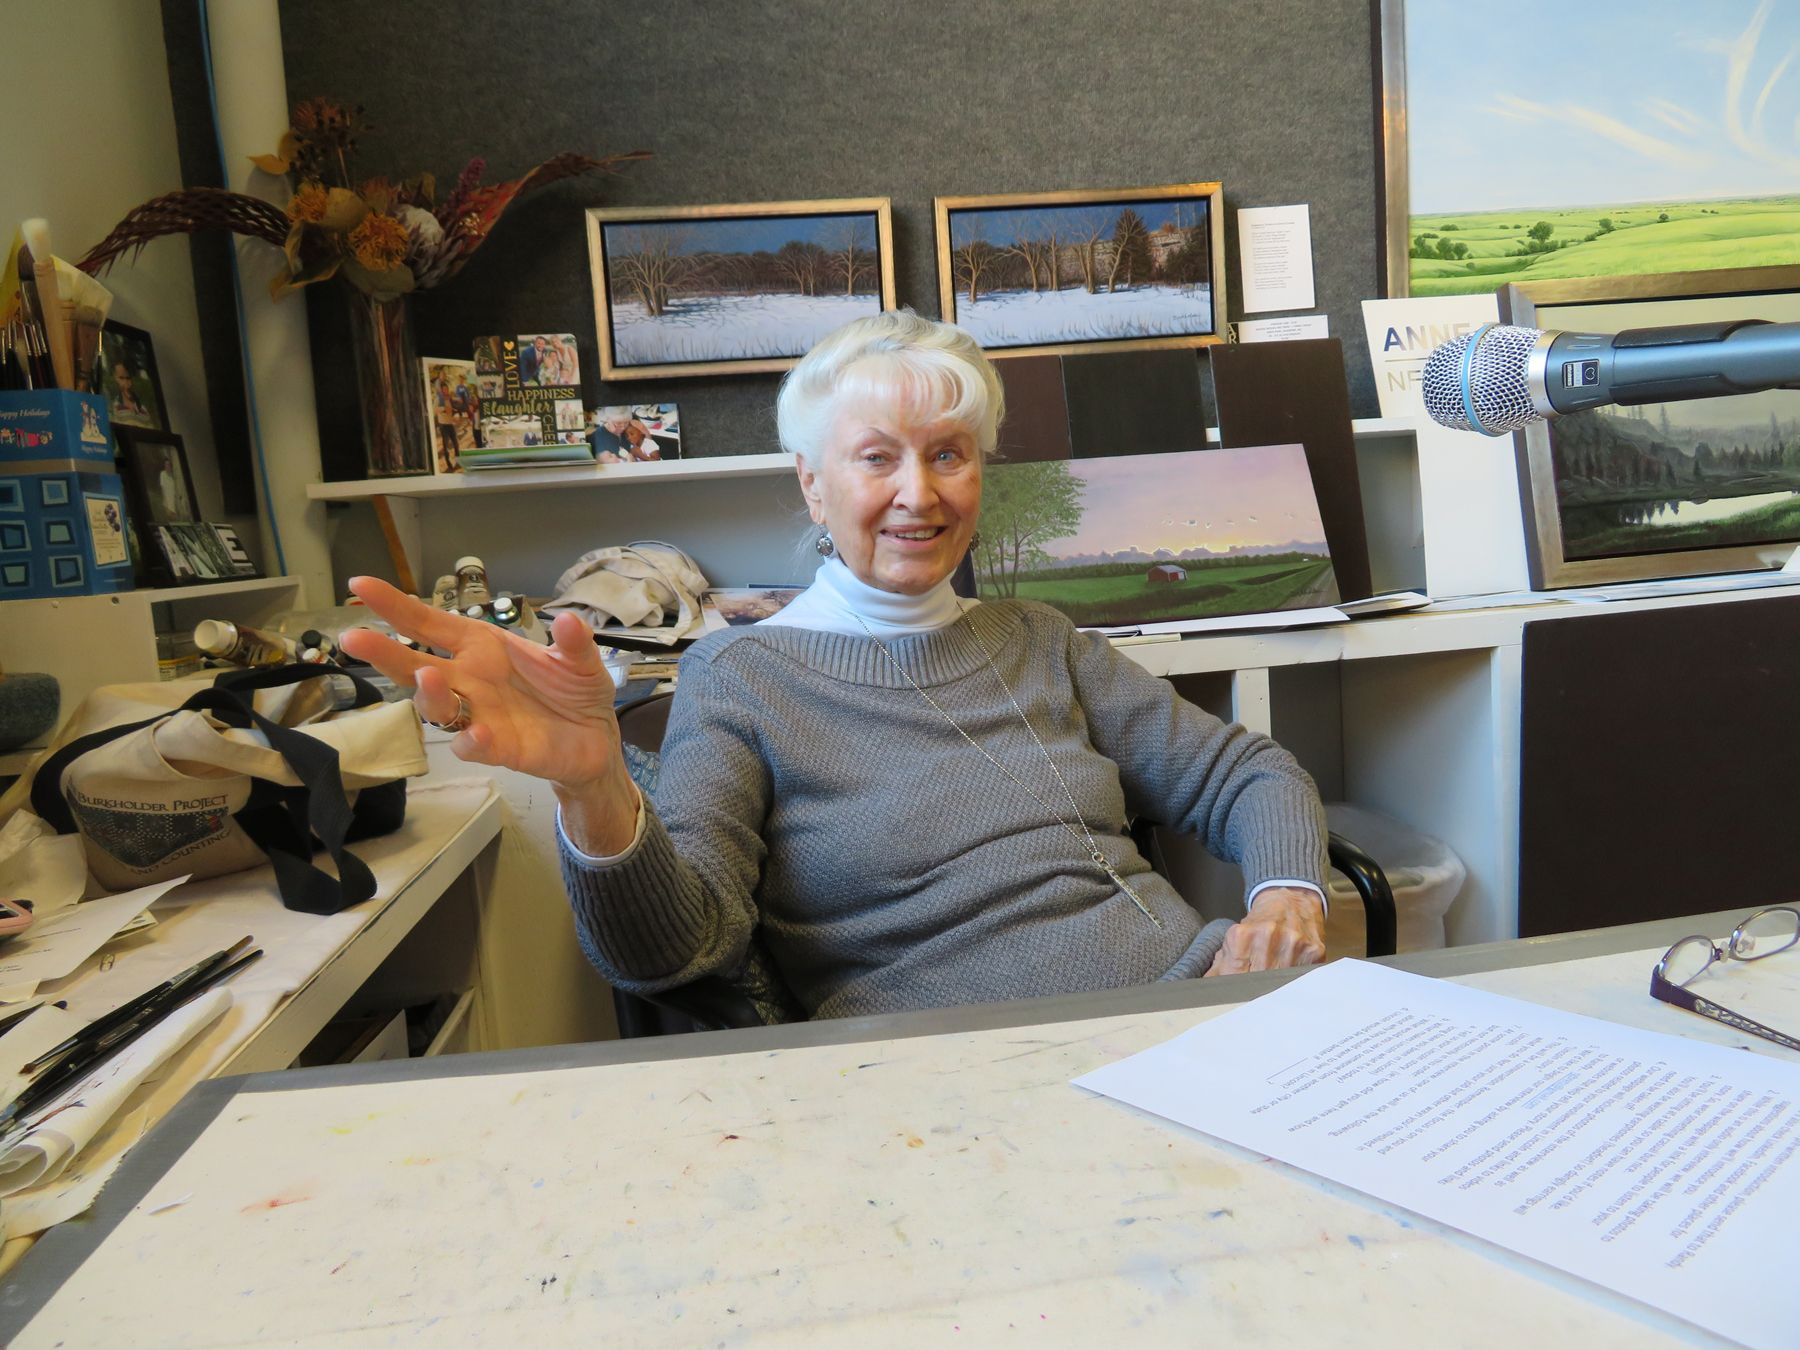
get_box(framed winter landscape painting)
[1501,264,1800,588]
[933,183,1225,358]
[586,198,896,379]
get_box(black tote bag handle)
[32,665,400,915]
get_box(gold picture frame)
[1379,1,1800,300]
[932,182,1226,359]
[1501,264,1800,588]
[585,198,896,381]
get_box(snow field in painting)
[957,284,1214,347]
[612,292,881,365]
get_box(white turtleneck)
[759,556,974,638]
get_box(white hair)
[776,310,1005,467]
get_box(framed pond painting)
[1379,0,1800,298]
[933,183,1226,358]
[1501,264,1800,587]
[586,198,895,380]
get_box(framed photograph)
[1379,2,1800,298]
[1501,265,1800,588]
[96,321,170,431]
[420,358,480,474]
[933,183,1225,359]
[115,427,198,526]
[700,586,804,634]
[586,198,896,380]
[972,444,1338,630]
[592,403,682,464]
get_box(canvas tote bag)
[28,665,427,914]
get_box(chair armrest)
[1328,832,1397,958]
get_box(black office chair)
[607,693,1397,1037]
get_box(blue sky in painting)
[1408,1,1800,211]
[603,214,875,256]
[1047,447,1327,557]
[949,199,1209,249]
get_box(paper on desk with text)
[0,879,184,989]
[1076,959,1800,1350]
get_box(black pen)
[19,937,254,1075]
[0,947,262,1137]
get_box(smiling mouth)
[882,526,946,541]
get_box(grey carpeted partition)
[277,0,1384,477]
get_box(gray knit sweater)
[559,600,1328,1019]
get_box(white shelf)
[126,576,301,605]
[306,453,796,501]
[1124,579,1798,680]
[0,574,298,612]
[304,419,1425,504]
[0,576,305,726]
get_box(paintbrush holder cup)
[346,292,430,479]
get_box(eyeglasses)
[1650,907,1800,1053]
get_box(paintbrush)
[53,259,112,394]
[20,219,72,390]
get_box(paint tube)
[454,556,492,609]
[192,619,295,668]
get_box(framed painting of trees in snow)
[933,183,1225,359]
[586,198,896,380]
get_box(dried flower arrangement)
[82,97,647,301]
[76,98,647,475]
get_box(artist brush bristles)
[21,219,72,390]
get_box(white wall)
[0,0,257,553]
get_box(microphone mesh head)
[1421,325,1541,434]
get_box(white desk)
[0,781,501,1260]
[2,909,1790,1346]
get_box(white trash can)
[1322,802,1465,957]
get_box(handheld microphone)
[1421,319,1800,435]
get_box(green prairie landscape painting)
[973,448,1338,627]
[1401,3,1800,296]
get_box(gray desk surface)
[0,907,1759,1339]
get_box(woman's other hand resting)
[337,575,640,855]
[1204,886,1327,976]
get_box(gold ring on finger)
[425,693,473,733]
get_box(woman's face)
[797,391,982,596]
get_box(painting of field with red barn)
[974,446,1337,626]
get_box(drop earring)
[815,531,835,558]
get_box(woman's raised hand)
[338,575,624,793]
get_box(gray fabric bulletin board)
[278,0,1383,476]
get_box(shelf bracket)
[372,495,424,596]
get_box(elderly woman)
[343,311,1327,1021]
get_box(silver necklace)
[853,612,1160,927]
